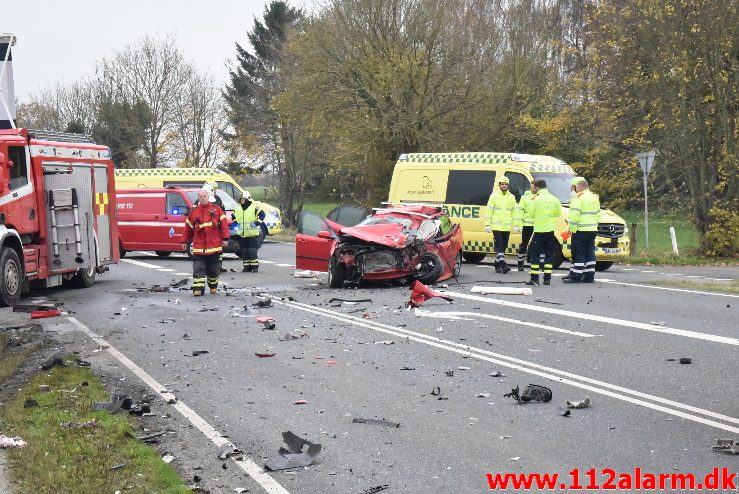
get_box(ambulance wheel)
[71,265,96,289]
[0,248,22,307]
[416,252,444,285]
[595,261,613,272]
[155,251,172,257]
[462,252,486,263]
[328,256,345,288]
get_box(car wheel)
[416,251,444,285]
[328,256,345,288]
[595,261,613,272]
[70,265,96,288]
[462,252,486,264]
[155,251,172,257]
[0,248,22,307]
[452,251,462,277]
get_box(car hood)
[339,220,439,249]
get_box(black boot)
[242,265,250,272]
[494,260,502,273]
[563,275,582,283]
[525,275,539,286]
[501,261,511,274]
[543,274,551,285]
[252,265,259,273]
[517,259,524,272]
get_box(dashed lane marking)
[442,291,739,345]
[277,299,739,434]
[67,317,291,494]
[121,258,166,269]
[595,279,739,299]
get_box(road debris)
[279,329,309,341]
[253,295,273,307]
[40,356,65,370]
[60,418,99,429]
[294,269,322,278]
[234,306,259,317]
[170,278,189,287]
[560,409,571,417]
[265,431,321,471]
[504,384,553,404]
[534,299,563,305]
[490,371,506,377]
[471,286,532,296]
[294,399,308,405]
[431,387,441,396]
[38,384,50,392]
[352,417,401,428]
[458,366,471,370]
[111,463,127,470]
[567,396,592,409]
[255,352,276,358]
[137,431,167,443]
[162,452,175,463]
[361,485,390,494]
[0,435,27,448]
[255,315,276,329]
[679,357,692,364]
[374,340,395,345]
[712,439,739,455]
[476,392,491,398]
[650,321,667,326]
[159,318,176,324]
[31,308,63,319]
[445,370,454,377]
[92,393,128,412]
[217,445,243,460]
[400,366,416,370]
[182,333,193,340]
[192,350,210,356]
[23,398,38,408]
[407,280,454,308]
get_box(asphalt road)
[22,242,739,493]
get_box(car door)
[295,211,338,272]
[164,192,190,251]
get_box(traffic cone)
[407,280,454,308]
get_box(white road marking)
[620,268,638,271]
[641,270,656,273]
[684,275,703,278]
[596,279,739,299]
[442,291,739,345]
[157,268,175,272]
[67,317,290,494]
[278,300,739,434]
[276,263,294,267]
[414,308,596,337]
[261,260,275,264]
[133,251,157,256]
[121,258,166,269]
[711,278,734,282]
[174,272,191,276]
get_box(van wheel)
[71,265,96,288]
[416,252,444,285]
[0,248,22,307]
[595,261,613,271]
[462,252,487,263]
[155,251,172,257]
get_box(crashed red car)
[295,205,463,288]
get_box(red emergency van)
[116,188,238,257]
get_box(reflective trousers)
[529,232,556,278]
[569,231,596,281]
[192,254,220,294]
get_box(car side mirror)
[317,230,333,239]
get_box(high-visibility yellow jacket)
[514,190,537,229]
[232,203,265,238]
[484,190,517,231]
[531,189,562,233]
[569,189,601,233]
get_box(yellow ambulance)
[114,168,282,235]
[387,152,629,271]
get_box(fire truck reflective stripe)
[118,221,183,227]
[117,193,167,198]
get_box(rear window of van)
[445,170,495,205]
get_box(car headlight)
[623,225,629,234]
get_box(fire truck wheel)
[0,248,22,307]
[71,265,96,288]
[186,242,194,259]
[155,251,172,257]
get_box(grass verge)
[0,333,42,384]
[623,250,737,267]
[647,279,739,295]
[0,361,189,494]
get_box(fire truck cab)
[0,129,119,306]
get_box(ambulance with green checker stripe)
[387,153,629,271]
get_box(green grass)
[0,333,42,383]
[619,211,700,254]
[0,362,190,494]
[649,279,739,294]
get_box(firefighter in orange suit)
[183,189,230,296]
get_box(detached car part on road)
[296,205,463,288]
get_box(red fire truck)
[0,129,120,306]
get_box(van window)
[166,192,189,215]
[216,181,237,200]
[7,146,29,191]
[445,170,495,206]
[504,172,530,201]
[532,173,576,203]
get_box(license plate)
[602,248,621,254]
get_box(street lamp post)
[636,151,656,250]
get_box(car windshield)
[184,190,238,210]
[359,214,414,229]
[532,172,577,204]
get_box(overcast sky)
[5,0,309,102]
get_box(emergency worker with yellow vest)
[564,178,601,283]
[183,189,230,296]
[525,179,562,286]
[232,190,266,272]
[484,176,517,274]
[513,183,538,271]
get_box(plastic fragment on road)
[567,396,592,409]
[31,308,62,319]
[279,329,309,341]
[253,296,273,308]
[92,393,129,412]
[265,431,321,471]
[560,409,571,417]
[400,366,415,370]
[361,484,390,494]
[217,445,243,460]
[407,281,454,308]
[294,400,308,405]
[255,352,276,358]
[712,439,739,455]
[162,452,175,463]
[374,340,395,345]
[679,357,692,364]
[476,392,491,398]
[40,356,65,370]
[471,286,532,296]
[0,435,27,448]
[534,298,563,305]
[328,297,373,305]
[457,366,471,370]
[159,318,176,323]
[234,306,259,318]
[255,315,276,330]
[490,371,506,377]
[294,269,322,278]
[352,417,401,428]
[192,350,209,356]
[504,384,553,404]
[445,370,454,377]
[325,360,337,365]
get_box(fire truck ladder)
[48,188,84,264]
